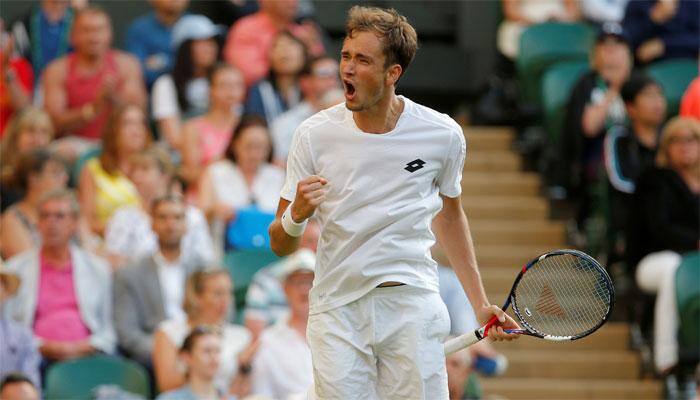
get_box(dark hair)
[621,72,661,104]
[151,193,186,214]
[268,30,308,89]
[99,104,152,175]
[224,115,273,164]
[0,373,36,391]
[12,149,67,191]
[180,325,222,353]
[173,38,224,112]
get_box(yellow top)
[86,158,140,226]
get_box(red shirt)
[680,77,700,121]
[33,255,91,342]
[0,56,34,136]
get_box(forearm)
[269,218,301,256]
[50,104,93,134]
[4,73,31,110]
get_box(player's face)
[340,31,392,112]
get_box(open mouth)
[343,80,356,100]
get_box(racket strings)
[513,253,612,338]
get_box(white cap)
[171,15,223,49]
[277,248,316,281]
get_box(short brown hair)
[345,6,418,76]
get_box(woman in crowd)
[0,149,68,259]
[198,114,284,224]
[78,104,150,237]
[244,30,307,126]
[628,116,700,374]
[0,107,54,211]
[152,15,222,151]
[179,64,246,192]
[153,269,254,397]
[156,326,229,400]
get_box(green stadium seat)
[541,60,590,142]
[71,146,102,185]
[44,355,150,400]
[646,59,698,117]
[223,249,281,311]
[517,22,595,105]
[675,251,700,362]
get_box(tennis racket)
[444,249,614,355]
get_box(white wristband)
[281,203,307,237]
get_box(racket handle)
[444,327,486,356]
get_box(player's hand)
[477,304,520,342]
[291,175,328,222]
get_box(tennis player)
[269,5,519,399]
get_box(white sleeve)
[104,209,134,255]
[250,341,276,397]
[151,75,180,120]
[280,125,315,201]
[437,128,467,198]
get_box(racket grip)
[444,327,486,356]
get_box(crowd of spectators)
[0,0,697,398]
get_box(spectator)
[151,14,222,151]
[0,374,40,400]
[0,107,54,210]
[270,56,340,163]
[581,0,629,26]
[250,253,313,399]
[1,19,33,135]
[113,194,206,366]
[104,147,215,269]
[446,348,472,400]
[43,6,146,157]
[0,267,41,388]
[497,0,581,60]
[604,73,666,256]
[224,0,324,87]
[244,30,307,126]
[10,0,75,79]
[155,326,228,400]
[78,104,150,238]
[628,117,700,373]
[680,77,700,121]
[1,150,68,260]
[244,223,319,338]
[3,189,115,364]
[153,270,253,395]
[199,115,284,226]
[125,0,189,89]
[560,23,631,220]
[179,64,245,189]
[622,0,699,64]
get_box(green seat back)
[646,59,698,117]
[45,355,150,400]
[223,249,280,310]
[676,251,700,350]
[517,22,595,105]
[542,60,590,142]
[71,147,102,185]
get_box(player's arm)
[269,175,327,256]
[433,195,519,341]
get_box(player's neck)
[353,92,404,134]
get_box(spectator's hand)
[637,38,665,63]
[292,176,328,222]
[96,74,119,109]
[650,0,678,24]
[476,304,520,342]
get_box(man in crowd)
[0,374,40,400]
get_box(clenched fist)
[291,175,328,222]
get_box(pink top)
[65,51,121,140]
[195,117,233,167]
[224,12,324,87]
[33,256,91,342]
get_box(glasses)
[39,211,73,220]
[669,135,699,145]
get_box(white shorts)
[307,284,451,400]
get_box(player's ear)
[386,64,402,86]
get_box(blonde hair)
[656,116,700,170]
[182,269,231,317]
[345,6,418,78]
[0,107,54,182]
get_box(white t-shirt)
[159,319,252,393]
[154,252,187,321]
[270,102,315,162]
[251,316,313,399]
[151,74,209,119]
[281,96,466,314]
[203,161,285,213]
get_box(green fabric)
[676,251,700,352]
[542,60,589,142]
[645,59,697,117]
[44,355,150,400]
[223,249,280,311]
[517,22,595,105]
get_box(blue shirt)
[125,12,176,88]
[0,318,41,387]
[35,8,72,76]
